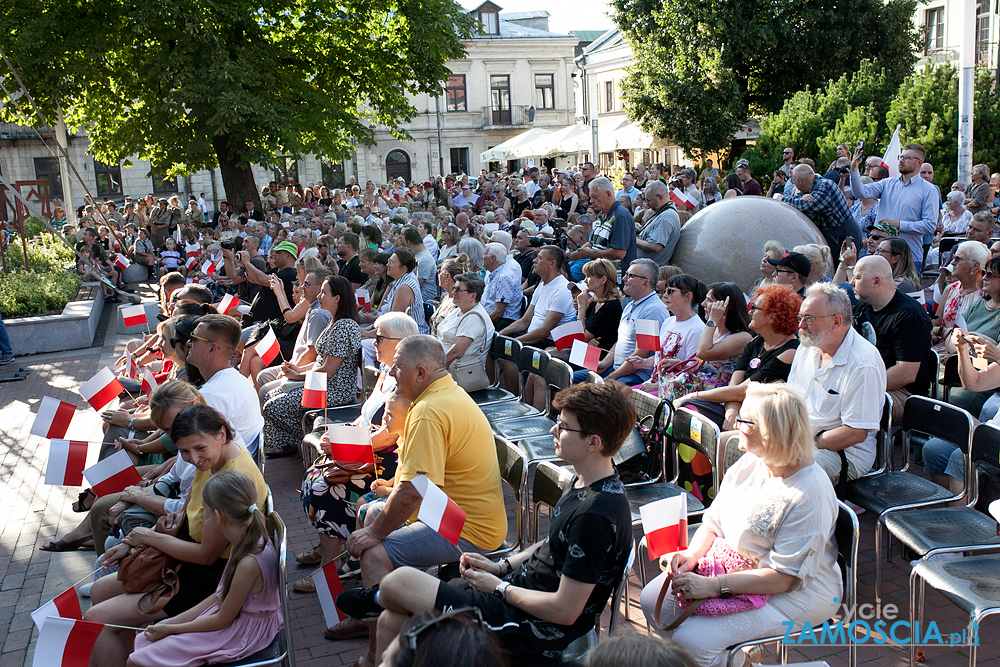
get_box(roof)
[495,19,568,38]
[582,27,624,55]
[570,30,607,43]
[499,10,550,20]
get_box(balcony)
[481,105,534,129]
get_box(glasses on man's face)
[189,333,216,346]
[775,268,799,275]
[868,233,886,242]
[554,417,592,436]
[899,155,922,162]
[797,313,836,325]
[623,272,650,282]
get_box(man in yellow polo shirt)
[331,335,506,652]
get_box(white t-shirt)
[528,275,577,333]
[439,304,496,364]
[199,367,265,449]
[652,315,706,381]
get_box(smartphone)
[854,140,865,159]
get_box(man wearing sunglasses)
[346,382,634,666]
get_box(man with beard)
[787,283,887,486]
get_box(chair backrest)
[361,365,379,399]
[940,353,961,401]
[495,436,528,547]
[926,349,940,401]
[969,423,1000,509]
[544,357,573,395]
[868,394,892,476]
[939,236,961,257]
[833,501,860,613]
[531,461,574,542]
[519,346,550,379]
[718,434,744,482]
[902,395,974,461]
[583,371,604,384]
[670,407,722,495]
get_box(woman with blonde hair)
[791,243,832,284]
[753,240,786,290]
[573,258,623,351]
[641,382,841,667]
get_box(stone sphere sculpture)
[671,196,827,293]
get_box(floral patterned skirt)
[300,450,397,539]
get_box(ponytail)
[201,471,271,600]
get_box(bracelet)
[282,307,291,314]
[501,557,512,575]
[845,264,855,270]
[136,444,142,456]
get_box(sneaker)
[79,581,93,597]
[337,585,383,619]
[0,355,13,366]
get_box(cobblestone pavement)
[0,295,996,666]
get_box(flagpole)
[70,567,104,589]
[106,622,148,633]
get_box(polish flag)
[120,304,147,328]
[45,440,95,486]
[281,220,291,229]
[122,353,137,380]
[31,588,82,632]
[256,327,281,365]
[880,124,902,178]
[314,560,345,628]
[79,367,125,411]
[551,321,586,351]
[113,253,130,271]
[640,495,688,560]
[670,189,691,209]
[185,256,198,271]
[83,449,142,496]
[201,260,216,276]
[410,475,466,546]
[356,288,371,312]
[140,367,158,398]
[301,371,327,409]
[31,617,103,667]
[186,243,202,259]
[217,294,242,316]
[635,319,660,351]
[569,339,601,371]
[326,424,374,465]
[30,396,76,439]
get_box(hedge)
[1,219,81,317]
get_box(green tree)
[1,0,477,210]
[610,0,919,161]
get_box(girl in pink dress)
[127,471,284,667]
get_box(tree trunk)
[212,134,262,214]
[727,139,747,168]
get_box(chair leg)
[874,521,883,605]
[969,616,978,667]
[909,569,919,666]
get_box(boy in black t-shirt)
[339,383,635,665]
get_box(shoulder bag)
[314,455,376,485]
[117,511,187,613]
[447,309,491,392]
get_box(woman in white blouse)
[640,382,841,667]
[437,273,495,371]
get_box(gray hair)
[630,257,660,283]
[457,237,485,269]
[588,176,615,195]
[491,230,512,252]
[644,180,668,199]
[946,190,965,204]
[680,168,697,180]
[374,312,419,339]
[973,163,990,180]
[396,334,446,370]
[957,240,990,267]
[805,283,853,321]
[484,242,507,263]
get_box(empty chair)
[479,346,550,424]
[486,436,529,558]
[493,357,573,442]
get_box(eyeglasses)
[872,248,898,256]
[774,268,799,275]
[867,233,886,241]
[624,272,650,282]
[749,303,763,313]
[189,333,216,346]
[554,417,593,436]
[664,287,681,295]
[404,607,485,651]
[797,314,836,325]
[986,271,997,279]
[734,418,757,429]
[169,337,186,348]
[899,155,922,162]
[374,334,401,345]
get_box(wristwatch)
[705,320,717,327]
[128,417,136,430]
[493,581,512,601]
[718,574,733,599]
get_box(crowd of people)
[34,145,1000,667]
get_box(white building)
[916,0,997,70]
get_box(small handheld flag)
[83,449,143,496]
[30,396,76,439]
[302,371,327,409]
[120,304,147,328]
[113,254,130,271]
[140,367,158,397]
[569,339,601,372]
[315,561,345,628]
[325,424,375,465]
[410,475,467,546]
[217,294,242,316]
[635,319,660,351]
[79,367,125,411]
[45,440,94,487]
[356,288,371,312]
[31,617,104,667]
[31,588,82,631]
[640,495,688,560]
[256,327,281,365]
[551,321,586,351]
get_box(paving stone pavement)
[0,293,997,666]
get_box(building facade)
[915,0,998,71]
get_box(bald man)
[783,164,855,264]
[851,255,933,420]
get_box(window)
[320,157,345,188]
[33,157,62,199]
[446,75,467,112]
[450,147,470,176]
[535,74,554,109]
[273,156,299,185]
[94,160,122,197]
[976,0,990,64]
[924,7,944,53]
[150,169,177,195]
[604,81,614,112]
[478,10,499,35]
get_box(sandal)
[72,489,97,513]
[339,557,361,580]
[40,536,94,552]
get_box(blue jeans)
[572,365,649,386]
[0,308,12,357]
[922,437,963,481]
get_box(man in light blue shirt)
[616,173,641,202]
[849,143,939,272]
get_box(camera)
[221,241,234,250]
[837,167,850,174]
[527,226,569,250]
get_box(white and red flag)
[325,424,375,465]
[569,339,601,372]
[356,288,371,312]
[640,495,688,560]
[201,260,216,276]
[217,294,242,316]
[314,560,345,628]
[79,367,125,411]
[301,371,327,409]
[30,396,76,439]
[123,353,138,380]
[31,617,104,667]
[185,256,199,271]
[670,189,691,209]
[256,326,281,365]
[635,319,660,351]
[880,124,902,179]
[83,449,142,496]
[45,440,95,486]
[186,243,202,259]
[113,254,130,271]
[410,475,467,546]
[140,367,158,398]
[31,588,82,631]
[551,321,586,351]
[120,304,147,328]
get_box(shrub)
[4,231,76,273]
[0,269,81,318]
[22,216,50,238]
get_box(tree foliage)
[610,0,919,159]
[1,0,477,208]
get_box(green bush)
[4,230,76,273]
[0,269,81,318]
[22,216,50,238]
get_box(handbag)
[315,455,376,485]
[117,512,186,613]
[652,537,770,631]
[447,309,491,392]
[657,355,705,403]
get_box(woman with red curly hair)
[675,285,802,430]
